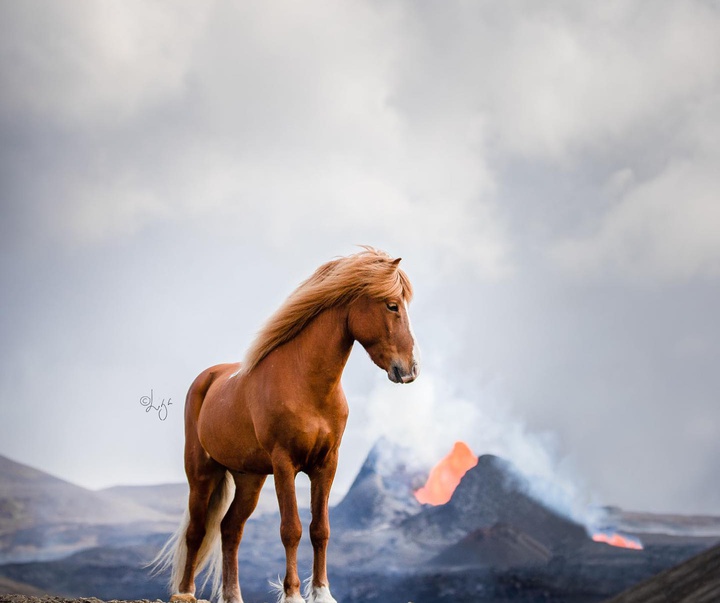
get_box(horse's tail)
[150,471,235,598]
[150,364,239,600]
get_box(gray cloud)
[1,0,719,514]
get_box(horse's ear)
[392,257,402,267]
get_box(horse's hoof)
[170,595,197,603]
[308,586,337,603]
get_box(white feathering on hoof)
[269,576,305,603]
[269,576,285,603]
[303,575,337,603]
[307,586,337,603]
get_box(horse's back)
[186,362,241,415]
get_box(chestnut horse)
[152,248,418,603]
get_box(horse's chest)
[288,411,344,447]
[261,404,346,465]
[294,424,341,470]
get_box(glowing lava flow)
[414,441,479,505]
[592,532,643,550]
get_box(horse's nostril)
[411,364,419,379]
[393,366,402,382]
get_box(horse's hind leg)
[220,473,267,603]
[172,462,226,601]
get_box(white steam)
[362,372,604,532]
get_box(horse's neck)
[284,305,354,394]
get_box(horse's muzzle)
[389,362,419,384]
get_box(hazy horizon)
[2,1,719,516]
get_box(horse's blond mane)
[242,247,413,373]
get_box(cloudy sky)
[1,1,719,516]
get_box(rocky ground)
[0,598,166,603]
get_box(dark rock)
[429,523,553,570]
[605,542,720,603]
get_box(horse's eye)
[387,302,399,312]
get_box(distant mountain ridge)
[0,454,171,530]
[100,483,189,519]
[0,454,176,563]
[101,480,311,520]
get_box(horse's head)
[349,293,419,384]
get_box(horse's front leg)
[307,452,339,603]
[272,451,304,603]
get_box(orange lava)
[592,532,643,550]
[414,441,479,505]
